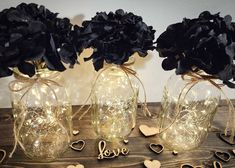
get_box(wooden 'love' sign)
[97,140,129,160]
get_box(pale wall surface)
[0,0,235,107]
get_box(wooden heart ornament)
[67,163,85,168]
[149,143,164,154]
[214,151,231,162]
[72,130,80,136]
[0,149,6,164]
[144,160,161,168]
[123,139,129,144]
[219,132,235,145]
[139,125,159,137]
[70,140,85,151]
[172,150,178,155]
[232,149,235,155]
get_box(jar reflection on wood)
[91,65,138,142]
[11,69,72,161]
[159,73,221,151]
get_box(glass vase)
[159,73,221,151]
[91,64,138,142]
[10,69,72,161]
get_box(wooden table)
[0,101,235,168]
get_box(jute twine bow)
[72,61,151,120]
[8,72,69,158]
[160,71,235,143]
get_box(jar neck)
[35,68,59,78]
[181,70,219,81]
[103,56,136,69]
[13,67,59,79]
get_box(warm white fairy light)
[40,87,47,94]
[35,101,40,106]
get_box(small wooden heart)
[123,139,129,144]
[213,161,222,168]
[67,163,85,168]
[214,151,231,162]
[73,130,80,136]
[149,143,164,154]
[219,132,235,145]
[232,149,235,155]
[70,140,85,151]
[172,150,178,155]
[139,125,159,137]
[144,160,161,168]
[0,149,6,164]
[132,122,136,129]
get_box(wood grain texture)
[0,101,235,168]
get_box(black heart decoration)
[0,149,6,164]
[149,143,164,154]
[215,151,231,162]
[219,132,235,145]
[180,164,194,168]
[180,164,203,168]
[213,161,222,168]
[0,114,11,121]
[70,140,85,151]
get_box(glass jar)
[159,73,221,151]
[91,64,138,142]
[10,69,72,161]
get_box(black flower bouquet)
[0,3,82,78]
[72,9,155,142]
[156,11,235,151]
[157,11,235,88]
[80,9,155,71]
[0,3,84,160]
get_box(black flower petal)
[59,44,77,67]
[91,52,104,71]
[43,53,65,71]
[0,64,12,77]
[17,61,35,77]
[162,57,178,71]
[226,42,235,59]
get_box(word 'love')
[97,140,129,160]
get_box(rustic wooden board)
[0,101,235,168]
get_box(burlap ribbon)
[160,71,235,143]
[8,72,68,158]
[72,62,151,120]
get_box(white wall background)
[0,0,235,107]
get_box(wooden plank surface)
[0,101,235,168]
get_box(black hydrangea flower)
[79,9,156,71]
[156,11,235,88]
[0,3,82,77]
